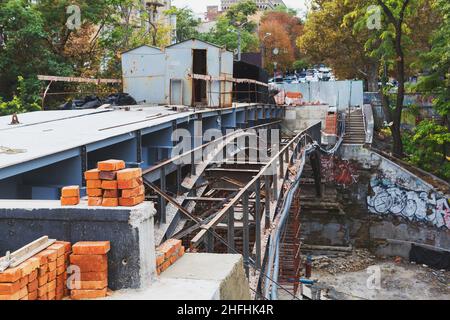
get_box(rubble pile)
[309,249,376,275]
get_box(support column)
[160,166,167,223]
[255,178,261,268]
[242,191,250,277]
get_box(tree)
[0,0,174,113]
[260,9,304,72]
[199,1,259,53]
[165,7,200,43]
[259,20,294,73]
[225,0,258,26]
[373,0,416,158]
[297,0,380,90]
[352,0,439,157]
[405,0,450,179]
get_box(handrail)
[142,119,282,175]
[190,122,322,248]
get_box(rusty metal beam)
[190,123,320,248]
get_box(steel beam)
[227,207,235,253]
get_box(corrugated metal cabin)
[121,39,234,108]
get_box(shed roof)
[166,38,231,52]
[121,45,163,55]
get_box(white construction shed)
[121,39,234,108]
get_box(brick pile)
[155,239,185,275]
[69,241,110,300]
[61,186,80,206]
[324,114,338,135]
[85,159,145,207]
[54,241,72,299]
[0,242,72,300]
[0,256,39,300]
[0,240,110,300]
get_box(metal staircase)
[343,109,366,145]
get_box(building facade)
[221,0,286,11]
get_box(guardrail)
[190,123,322,275]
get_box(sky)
[171,0,309,17]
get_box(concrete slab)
[161,253,243,281]
[109,253,251,300]
[108,278,221,300]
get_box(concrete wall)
[283,105,329,132]
[108,253,251,300]
[340,146,450,230]
[0,201,157,290]
[276,80,364,111]
[301,147,450,258]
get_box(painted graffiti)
[321,156,359,188]
[367,178,450,229]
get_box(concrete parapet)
[0,200,157,290]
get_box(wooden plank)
[38,75,121,84]
[0,236,55,272]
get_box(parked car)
[283,75,298,84]
[305,69,319,82]
[298,72,307,83]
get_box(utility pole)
[260,33,272,69]
[238,28,242,61]
[236,21,249,61]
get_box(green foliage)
[225,0,257,27]
[198,5,259,52]
[272,5,298,16]
[403,120,450,180]
[292,59,308,70]
[165,7,200,42]
[0,77,41,116]
[416,0,450,118]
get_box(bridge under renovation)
[0,39,449,301]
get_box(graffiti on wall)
[321,156,359,188]
[367,178,450,229]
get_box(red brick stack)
[61,186,80,206]
[69,241,110,300]
[324,113,338,135]
[117,168,145,207]
[53,241,71,300]
[34,247,60,300]
[0,257,40,300]
[155,239,185,275]
[85,160,144,208]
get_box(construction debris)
[307,249,376,275]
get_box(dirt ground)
[278,251,450,300]
[315,261,450,300]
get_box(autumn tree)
[260,9,303,72]
[259,20,295,74]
